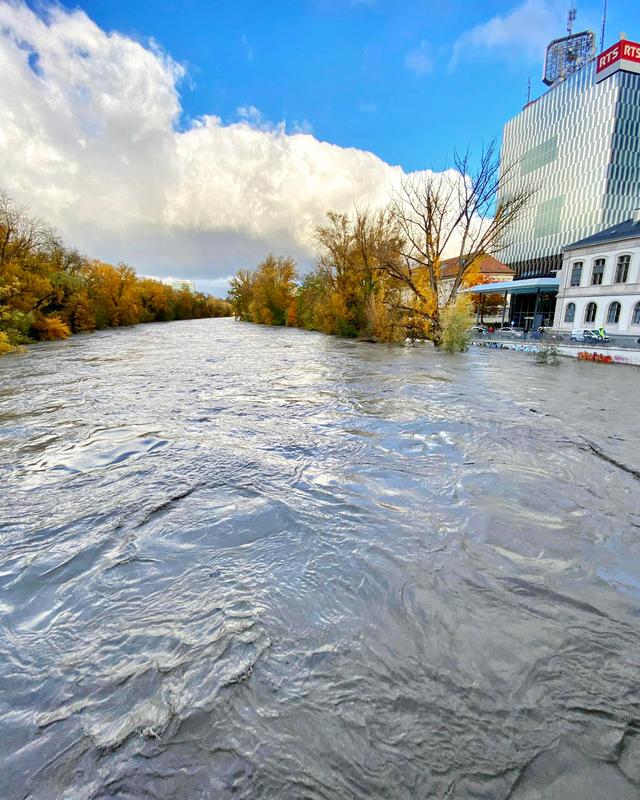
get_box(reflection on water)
[1,318,640,799]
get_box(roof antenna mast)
[600,0,608,51]
[567,2,577,35]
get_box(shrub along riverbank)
[0,192,232,355]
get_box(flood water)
[1,317,640,800]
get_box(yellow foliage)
[230,255,297,326]
[364,293,403,342]
[441,295,473,352]
[0,331,14,355]
[32,315,71,340]
[0,191,232,350]
[460,256,484,288]
[285,300,298,327]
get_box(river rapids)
[1,318,640,799]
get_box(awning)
[461,277,559,295]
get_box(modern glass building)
[499,38,640,281]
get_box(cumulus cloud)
[450,0,564,69]
[0,2,412,289]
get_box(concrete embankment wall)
[471,340,640,367]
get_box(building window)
[591,259,605,285]
[633,302,640,325]
[570,262,582,286]
[615,255,630,283]
[564,303,575,323]
[585,302,597,323]
[607,301,621,324]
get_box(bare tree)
[382,143,534,345]
[0,190,59,269]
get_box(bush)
[31,315,72,341]
[536,343,560,365]
[0,331,14,355]
[440,295,472,352]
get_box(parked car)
[570,328,611,343]
[470,325,488,335]
[497,326,524,338]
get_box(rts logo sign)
[596,39,640,83]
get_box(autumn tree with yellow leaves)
[228,255,298,326]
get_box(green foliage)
[440,295,473,353]
[0,191,233,355]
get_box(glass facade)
[499,59,640,279]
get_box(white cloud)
[0,2,414,287]
[451,0,565,69]
[235,104,285,133]
[240,33,253,62]
[405,41,433,77]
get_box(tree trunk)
[431,312,443,347]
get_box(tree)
[0,191,57,270]
[228,269,255,321]
[229,256,297,325]
[312,208,404,340]
[382,143,534,345]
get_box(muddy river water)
[1,317,640,799]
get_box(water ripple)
[1,318,639,799]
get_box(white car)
[497,326,524,338]
[570,328,611,343]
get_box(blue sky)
[63,0,639,171]
[2,0,639,290]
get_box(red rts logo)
[598,45,620,71]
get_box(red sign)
[596,39,640,82]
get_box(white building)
[553,211,640,336]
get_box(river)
[1,317,640,799]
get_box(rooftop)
[440,254,514,279]
[462,277,559,295]
[565,216,640,251]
